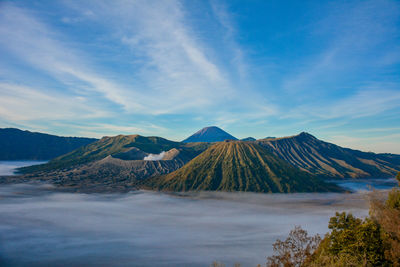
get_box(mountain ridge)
[10,128,400,191]
[145,141,343,193]
[258,132,400,178]
[0,128,97,160]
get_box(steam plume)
[143,151,165,161]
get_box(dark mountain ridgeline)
[146,141,342,193]
[0,128,97,160]
[182,126,238,143]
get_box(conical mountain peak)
[182,126,237,143]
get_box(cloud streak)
[0,3,150,112]
[327,133,400,154]
[283,0,400,94]
[288,86,400,121]
[0,82,109,121]
[67,0,235,113]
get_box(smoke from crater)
[143,151,165,161]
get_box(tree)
[266,226,321,267]
[370,182,400,266]
[306,174,400,266]
[305,211,387,266]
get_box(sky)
[0,0,399,153]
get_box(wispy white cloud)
[283,0,400,93]
[0,1,274,122]
[0,3,145,113]
[60,123,169,139]
[61,10,94,24]
[350,127,400,134]
[75,0,234,113]
[285,83,400,121]
[213,104,279,129]
[0,82,109,122]
[327,134,400,154]
[324,88,400,119]
[210,0,248,81]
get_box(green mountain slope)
[20,135,209,173]
[258,132,400,178]
[146,141,342,193]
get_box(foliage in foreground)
[266,172,400,267]
[266,226,321,267]
[211,172,400,267]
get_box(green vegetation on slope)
[146,141,342,193]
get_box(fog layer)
[0,161,47,176]
[0,162,396,266]
[0,184,377,267]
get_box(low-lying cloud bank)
[0,183,375,267]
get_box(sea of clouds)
[0,161,396,266]
[0,183,373,266]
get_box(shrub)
[370,187,400,266]
[266,226,321,267]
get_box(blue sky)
[0,0,399,153]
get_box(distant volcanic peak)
[182,126,238,143]
[197,126,219,133]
